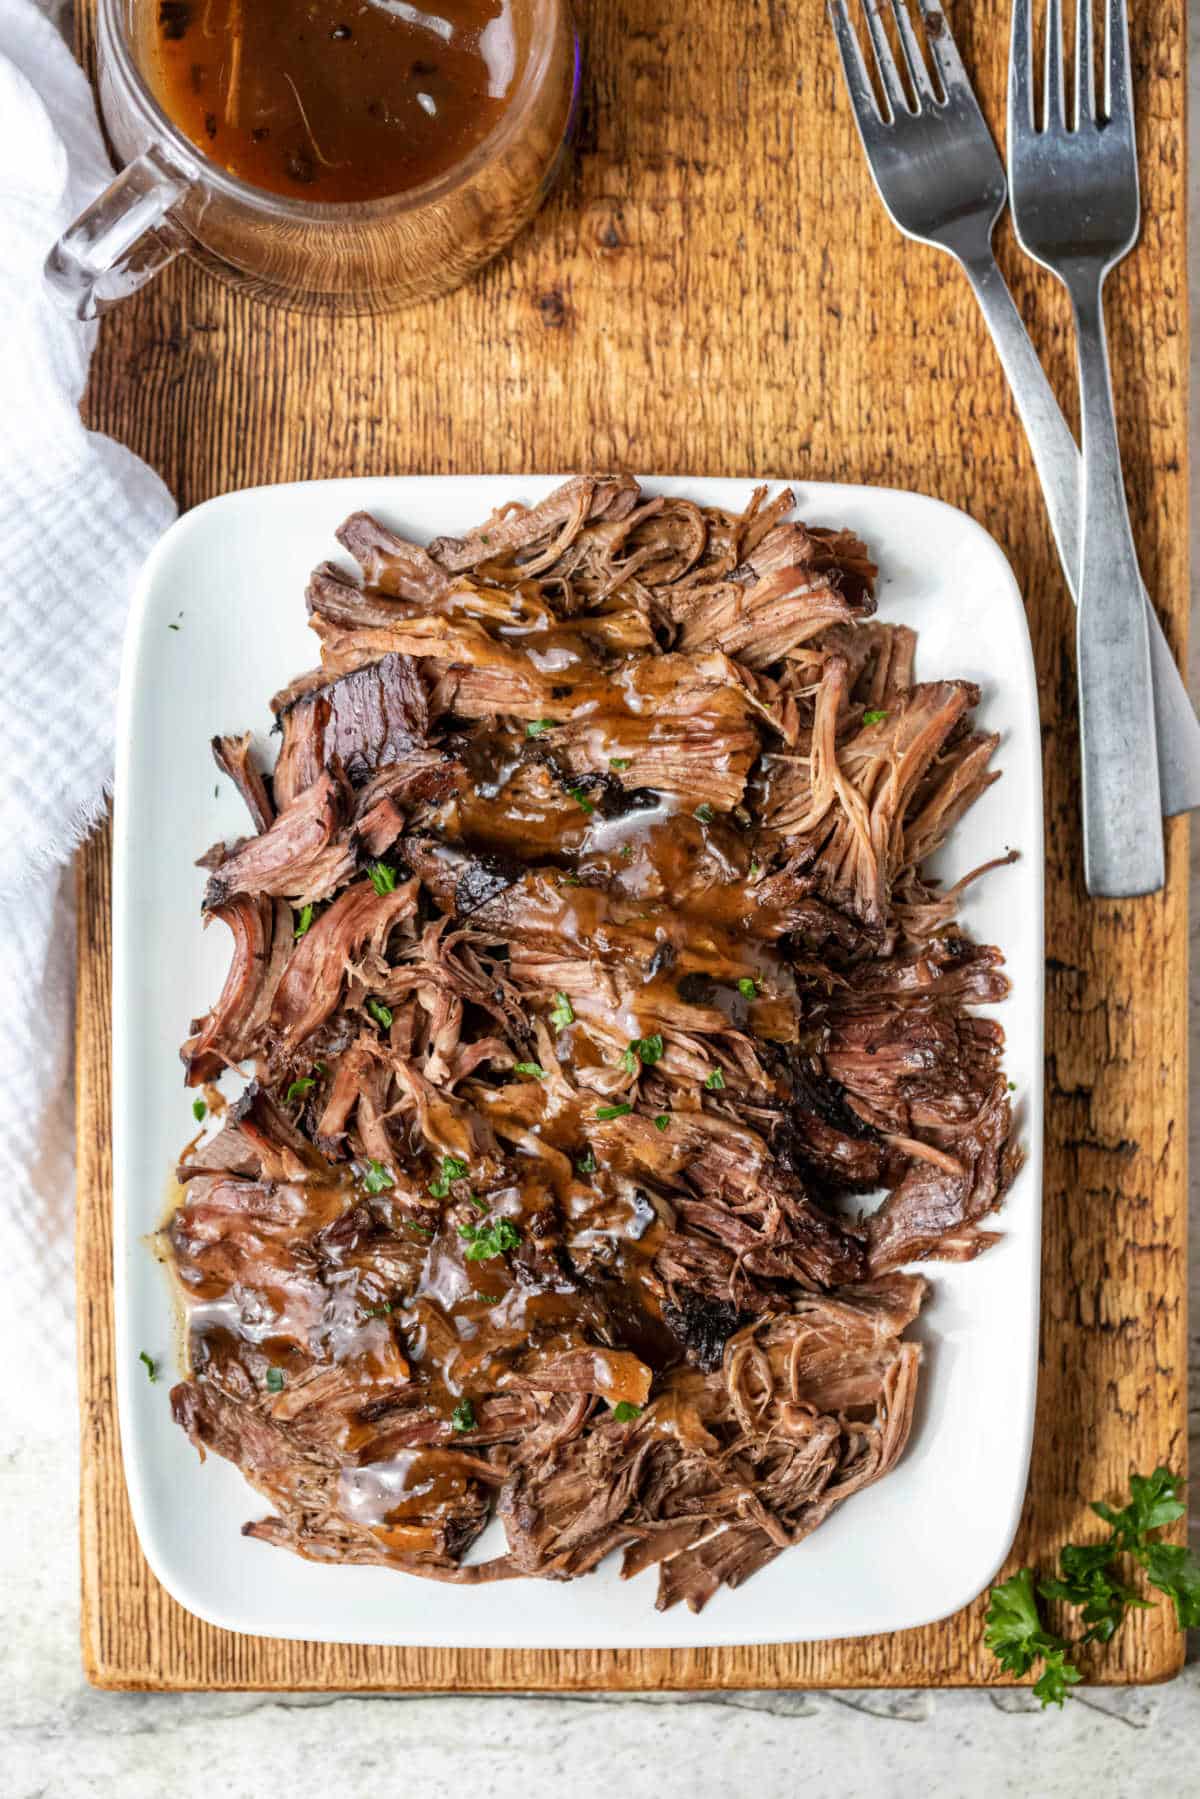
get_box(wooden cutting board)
[75,0,1190,1689]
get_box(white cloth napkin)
[0,0,176,1413]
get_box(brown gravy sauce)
[170,604,801,1550]
[145,0,520,203]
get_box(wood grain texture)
[76,0,1189,1689]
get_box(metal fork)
[1008,0,1161,893]
[827,0,1199,838]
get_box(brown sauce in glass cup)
[146,0,520,203]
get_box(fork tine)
[913,0,976,107]
[861,0,910,121]
[888,0,936,107]
[828,0,885,129]
[1009,0,1035,131]
[1044,0,1065,128]
[1075,0,1096,124]
[1106,0,1132,123]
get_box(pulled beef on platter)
[169,477,1019,1610]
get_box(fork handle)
[961,251,1199,824]
[1069,273,1164,896]
[961,253,1082,580]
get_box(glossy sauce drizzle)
[169,594,807,1557]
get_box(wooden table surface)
[76,0,1190,1688]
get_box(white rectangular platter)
[112,474,1044,1648]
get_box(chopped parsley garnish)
[138,1350,158,1383]
[474,1291,502,1304]
[611,1402,641,1423]
[458,1217,522,1261]
[368,860,398,895]
[265,1367,285,1394]
[569,786,596,814]
[191,1098,207,1122]
[428,1154,470,1198]
[362,1159,394,1194]
[285,1076,315,1104]
[513,1061,546,1079]
[619,843,634,861]
[704,1068,726,1091]
[654,1114,670,1131]
[862,709,888,726]
[550,991,575,1029]
[404,1220,434,1238]
[737,977,759,1001]
[595,1103,632,1121]
[168,622,180,632]
[576,1147,597,1175]
[693,802,715,825]
[526,718,556,737]
[748,858,761,878]
[609,757,632,771]
[1008,1080,1017,1091]
[293,903,314,939]
[470,1193,489,1211]
[451,1398,476,1432]
[366,997,393,1029]
[364,1302,393,1318]
[621,1033,665,1074]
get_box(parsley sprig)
[985,1468,1200,1706]
[985,1570,1082,1707]
[1064,1468,1200,1631]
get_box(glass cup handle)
[44,146,193,321]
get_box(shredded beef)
[168,477,1019,1610]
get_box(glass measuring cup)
[46,0,579,318]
